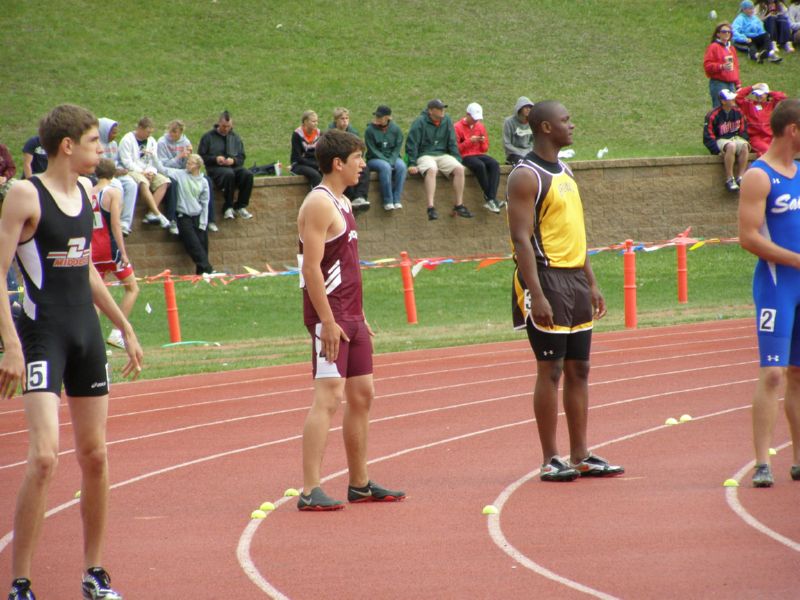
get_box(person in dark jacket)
[703,89,751,192]
[364,105,407,211]
[198,110,254,220]
[291,110,323,189]
[406,99,471,221]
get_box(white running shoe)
[207,222,219,232]
[106,329,125,349]
[223,208,235,220]
[236,207,253,220]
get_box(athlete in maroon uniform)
[0,105,142,600]
[296,129,405,510]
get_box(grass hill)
[3,0,798,169]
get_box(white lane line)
[487,404,751,599]
[725,441,800,552]
[237,383,756,599]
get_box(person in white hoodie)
[98,117,138,235]
[118,117,171,228]
[158,154,214,274]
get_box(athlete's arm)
[507,167,554,328]
[106,186,128,264]
[582,254,607,319]
[0,181,39,398]
[738,168,800,268]
[298,192,350,361]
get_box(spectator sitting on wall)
[406,99,471,221]
[364,105,407,211]
[703,89,751,192]
[291,110,323,189]
[198,110,254,221]
[21,135,48,179]
[158,154,215,275]
[118,117,172,228]
[98,118,138,236]
[329,107,370,209]
[704,22,741,108]
[733,0,783,62]
[454,102,502,214]
[158,119,218,232]
[503,96,534,165]
[0,142,17,200]
[736,82,787,155]
[756,0,795,52]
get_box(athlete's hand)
[120,328,144,380]
[319,320,349,363]
[0,344,24,399]
[591,285,607,320]
[530,292,554,329]
[364,319,375,337]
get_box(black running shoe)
[427,206,438,221]
[297,486,345,511]
[81,568,122,600]
[570,453,625,477]
[790,465,800,481]
[347,480,406,503]
[540,456,579,482]
[8,578,35,600]
[452,204,473,218]
[752,464,774,488]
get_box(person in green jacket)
[406,99,472,221]
[364,105,407,211]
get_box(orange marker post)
[399,251,418,325]
[163,270,182,343]
[676,241,688,304]
[623,239,637,329]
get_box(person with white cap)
[703,89,751,192]
[454,102,502,213]
[736,82,788,155]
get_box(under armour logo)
[773,178,781,184]
[543,350,554,356]
[767,355,780,362]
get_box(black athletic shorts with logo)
[525,266,593,362]
[17,302,109,396]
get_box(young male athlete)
[506,101,624,482]
[296,128,405,510]
[738,98,800,488]
[91,158,139,350]
[0,105,143,600]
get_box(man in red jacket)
[736,82,788,155]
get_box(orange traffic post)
[163,270,182,343]
[399,251,418,325]
[623,239,637,329]
[676,241,688,304]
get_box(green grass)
[103,243,756,379]
[3,1,799,168]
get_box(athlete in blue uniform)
[0,105,143,600]
[739,98,800,488]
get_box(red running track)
[0,319,797,599]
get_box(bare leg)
[752,367,784,465]
[735,146,750,180]
[423,168,437,208]
[137,182,162,216]
[342,374,374,487]
[722,144,735,180]
[117,274,139,318]
[302,377,345,492]
[533,359,563,461]
[784,366,800,465]
[12,393,61,579]
[152,182,168,207]
[563,360,591,462]
[68,394,111,569]
[452,165,465,205]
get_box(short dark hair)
[39,104,98,157]
[316,129,365,174]
[137,116,154,129]
[528,100,562,133]
[770,98,800,137]
[219,110,231,122]
[95,158,117,180]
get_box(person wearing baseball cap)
[454,102,502,213]
[735,82,788,155]
[703,89,750,192]
[364,105,407,211]
[406,99,472,221]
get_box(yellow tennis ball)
[723,479,739,487]
[482,505,499,515]
[259,501,275,512]
[679,414,692,423]
[665,417,679,426]
[768,448,777,456]
[250,509,267,519]
[283,488,300,497]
